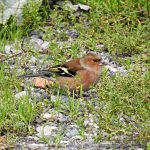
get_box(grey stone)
[68,29,79,38]
[42,112,52,120]
[15,91,27,99]
[51,95,68,102]
[36,125,58,138]
[0,0,42,24]
[36,39,44,46]
[78,4,90,11]
[41,41,49,50]
[27,143,46,149]
[29,56,37,64]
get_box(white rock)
[29,56,37,63]
[53,112,64,122]
[5,45,11,53]
[42,112,64,122]
[4,45,16,54]
[69,5,79,11]
[71,135,83,140]
[0,0,27,24]
[28,143,46,149]
[42,113,52,120]
[36,39,43,45]
[66,128,79,137]
[78,4,90,11]
[15,91,27,99]
[105,65,118,72]
[96,44,105,48]
[60,140,70,145]
[31,35,39,39]
[36,125,58,138]
[50,95,68,102]
[50,95,58,102]
[41,41,49,50]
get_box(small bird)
[19,52,105,92]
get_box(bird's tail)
[18,70,52,79]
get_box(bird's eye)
[93,59,101,62]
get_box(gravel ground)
[1,1,146,149]
[1,33,144,150]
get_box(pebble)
[68,29,79,38]
[36,125,58,138]
[105,65,118,73]
[66,128,79,137]
[36,39,44,45]
[42,112,52,120]
[66,125,79,137]
[29,56,37,64]
[15,91,27,99]
[5,45,12,54]
[29,30,44,39]
[60,140,70,145]
[71,135,83,140]
[41,41,49,50]
[27,143,46,149]
[78,4,90,11]
[50,95,68,102]
[31,34,39,39]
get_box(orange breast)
[57,70,100,92]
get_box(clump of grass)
[94,69,150,144]
[0,64,38,136]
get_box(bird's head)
[80,52,105,75]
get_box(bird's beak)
[100,61,107,65]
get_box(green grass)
[0,0,150,148]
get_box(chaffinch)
[19,52,104,92]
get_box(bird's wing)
[45,58,85,77]
[18,58,85,79]
[47,65,76,77]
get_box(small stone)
[42,113,52,120]
[56,113,64,122]
[28,143,46,149]
[71,135,83,140]
[68,29,79,38]
[36,125,58,138]
[5,45,11,54]
[109,71,116,76]
[36,39,43,45]
[96,44,105,48]
[36,117,43,124]
[29,30,44,39]
[50,95,68,102]
[43,92,50,99]
[41,112,64,122]
[60,140,69,145]
[105,65,118,73]
[78,4,90,11]
[41,41,49,50]
[31,34,39,39]
[61,96,69,102]
[29,56,37,64]
[15,91,27,99]
[69,5,79,11]
[66,128,79,137]
[118,66,126,73]
[5,45,16,54]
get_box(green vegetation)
[0,0,149,148]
